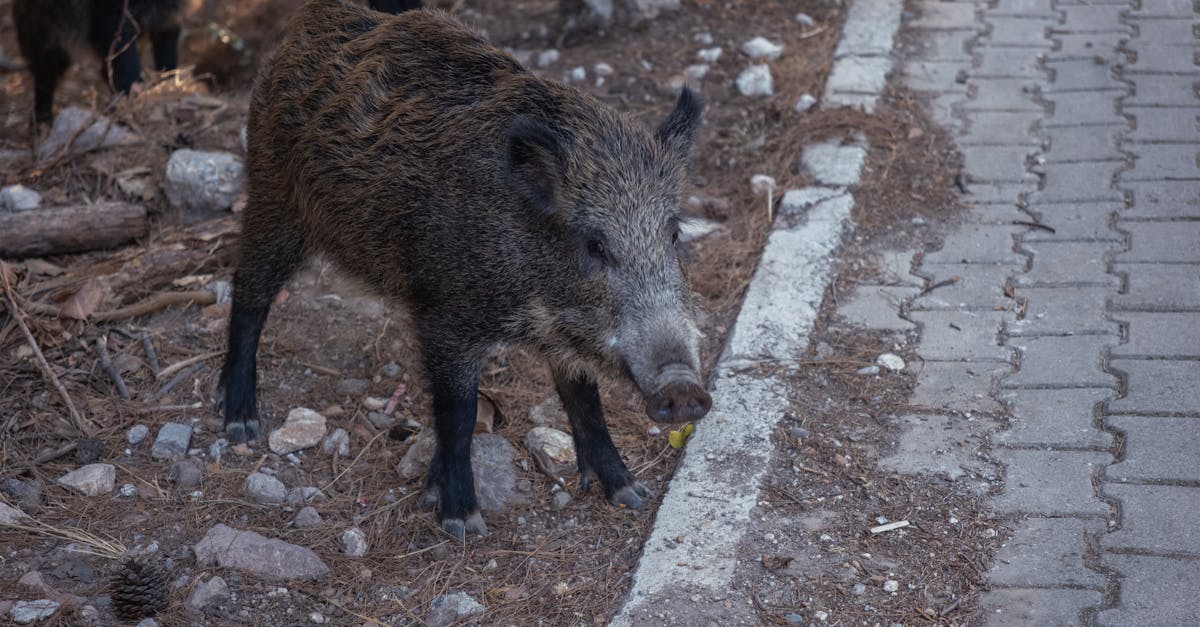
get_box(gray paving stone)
[925,223,1026,264]
[1008,286,1118,336]
[1119,181,1200,218]
[1125,44,1200,75]
[965,78,1043,111]
[972,47,1049,79]
[964,203,1030,224]
[992,449,1111,515]
[1096,555,1200,626]
[996,388,1114,448]
[1030,161,1124,203]
[987,0,1058,17]
[878,414,998,480]
[1126,0,1197,18]
[835,285,918,331]
[1057,4,1132,33]
[984,17,1056,48]
[1126,107,1200,142]
[1102,484,1200,555]
[1015,241,1120,287]
[964,183,1033,204]
[910,361,1009,414]
[1044,90,1128,126]
[1040,125,1125,163]
[987,518,1106,587]
[911,2,981,31]
[1128,18,1199,46]
[1109,359,1200,414]
[912,263,1016,311]
[1023,202,1121,241]
[824,56,891,96]
[1111,312,1200,356]
[1005,334,1119,388]
[927,92,966,131]
[911,310,1013,361]
[981,589,1102,627]
[874,250,923,286]
[1118,221,1200,262]
[1106,416,1200,482]
[1045,33,1128,61]
[836,0,904,57]
[1113,263,1200,309]
[1044,59,1123,92]
[910,29,974,62]
[1125,144,1200,180]
[963,145,1039,183]
[1125,74,1200,108]
[903,61,970,92]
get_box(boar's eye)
[672,230,680,245]
[586,238,607,262]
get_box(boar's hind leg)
[554,369,652,510]
[216,204,307,443]
[418,356,488,540]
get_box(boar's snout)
[644,363,712,423]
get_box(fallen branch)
[93,290,216,322]
[0,202,148,257]
[156,350,224,381]
[95,335,130,400]
[141,332,161,375]
[147,362,204,402]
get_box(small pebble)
[736,64,773,97]
[119,484,136,497]
[794,93,817,113]
[593,62,614,77]
[569,66,587,82]
[741,37,783,60]
[310,613,327,624]
[697,47,723,63]
[126,424,149,445]
[856,365,880,375]
[883,579,899,592]
[552,491,572,510]
[795,12,816,26]
[536,49,559,68]
[876,353,905,372]
[694,32,714,45]
[852,582,866,595]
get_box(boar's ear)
[506,114,565,215]
[655,87,703,154]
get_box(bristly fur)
[219,0,707,535]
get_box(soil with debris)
[0,1,852,625]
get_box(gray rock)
[194,524,329,580]
[335,378,369,395]
[852,582,867,595]
[536,49,560,68]
[683,64,710,81]
[168,458,204,488]
[366,411,395,430]
[209,438,228,464]
[593,62,615,77]
[286,487,325,504]
[37,107,139,160]
[78,605,100,625]
[856,365,881,376]
[426,591,485,627]
[569,66,587,82]
[0,502,29,525]
[321,428,350,457]
[380,362,402,378]
[151,423,192,460]
[737,64,774,97]
[794,93,817,113]
[341,527,368,557]
[268,407,327,454]
[10,599,60,624]
[697,47,722,63]
[244,472,286,504]
[57,464,115,496]
[552,491,572,510]
[293,506,323,529]
[185,575,229,610]
[741,37,784,60]
[876,353,906,372]
[127,424,149,445]
[164,149,245,212]
[397,433,526,511]
[526,427,577,478]
[1,184,41,212]
[1,478,41,514]
[528,395,569,427]
[136,617,160,627]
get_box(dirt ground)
[0,1,863,625]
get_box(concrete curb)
[610,3,902,623]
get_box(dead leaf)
[58,278,105,319]
[761,554,794,572]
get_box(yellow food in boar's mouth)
[668,423,695,449]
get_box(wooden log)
[0,202,148,258]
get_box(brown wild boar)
[217,0,712,539]
[12,0,183,123]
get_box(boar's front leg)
[417,355,488,540]
[553,368,652,510]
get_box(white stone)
[244,472,287,504]
[57,464,115,497]
[749,174,776,196]
[683,64,710,80]
[342,527,368,557]
[877,353,906,371]
[10,600,60,624]
[593,62,615,77]
[741,37,784,60]
[525,427,576,477]
[269,407,328,454]
[883,579,900,592]
[165,149,245,212]
[569,66,587,82]
[697,47,723,63]
[536,49,560,68]
[1,185,41,212]
[0,502,29,525]
[321,428,350,457]
[736,65,773,97]
[794,93,817,113]
[795,12,816,27]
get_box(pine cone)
[112,558,167,620]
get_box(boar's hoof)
[611,482,653,510]
[441,512,488,540]
[418,486,441,512]
[225,418,261,443]
[646,380,713,423]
